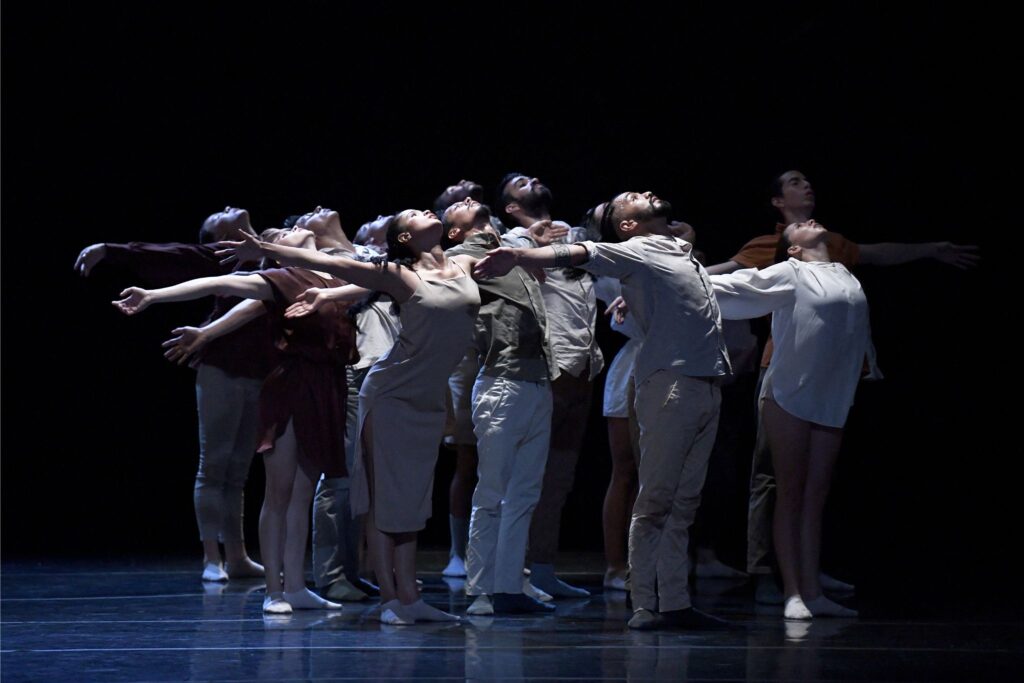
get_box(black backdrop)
[1,5,1009,617]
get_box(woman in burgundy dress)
[115,224,369,614]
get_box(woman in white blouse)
[711,220,878,620]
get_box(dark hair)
[495,172,523,224]
[599,197,623,244]
[774,225,793,264]
[198,216,219,244]
[382,214,418,268]
[434,187,470,214]
[580,205,602,243]
[769,172,789,200]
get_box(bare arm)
[857,241,980,269]
[161,299,267,365]
[284,284,372,319]
[216,233,410,297]
[704,260,744,275]
[112,273,272,315]
[473,244,589,279]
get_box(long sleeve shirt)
[711,259,877,428]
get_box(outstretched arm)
[216,233,409,297]
[162,299,267,365]
[112,273,271,315]
[74,241,232,284]
[473,244,589,279]
[858,241,980,269]
[284,284,372,319]
[705,260,744,275]
[710,263,797,320]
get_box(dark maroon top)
[103,241,278,380]
[255,268,358,478]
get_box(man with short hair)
[495,173,603,599]
[443,197,562,614]
[475,190,734,630]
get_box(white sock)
[263,592,293,614]
[202,563,228,582]
[283,588,343,610]
[442,555,467,578]
[380,599,415,625]
[467,594,494,616]
[804,594,858,618]
[407,599,460,622]
[784,595,812,620]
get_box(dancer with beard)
[496,173,603,600]
[476,191,734,631]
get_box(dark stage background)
[2,5,1009,617]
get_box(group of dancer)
[76,170,978,628]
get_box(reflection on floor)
[2,554,1022,682]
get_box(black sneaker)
[492,592,556,614]
[660,607,740,631]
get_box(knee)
[264,483,293,510]
[633,492,672,523]
[471,491,502,514]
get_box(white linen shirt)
[710,258,878,428]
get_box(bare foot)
[226,558,265,578]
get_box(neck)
[315,225,356,253]
[780,206,814,225]
[642,217,672,237]
[514,209,551,228]
[415,245,448,270]
[800,241,831,263]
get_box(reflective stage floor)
[2,554,1021,682]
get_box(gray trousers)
[312,366,366,589]
[629,370,721,612]
[194,364,263,544]
[466,375,552,595]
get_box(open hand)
[528,220,570,247]
[473,248,518,279]
[112,287,153,315]
[933,242,981,270]
[284,287,327,319]
[161,326,209,365]
[215,232,264,267]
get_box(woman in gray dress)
[219,209,481,624]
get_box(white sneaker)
[202,563,228,582]
[442,555,467,578]
[467,594,494,616]
[523,578,553,602]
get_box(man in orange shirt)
[706,170,979,603]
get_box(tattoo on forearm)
[551,243,572,267]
